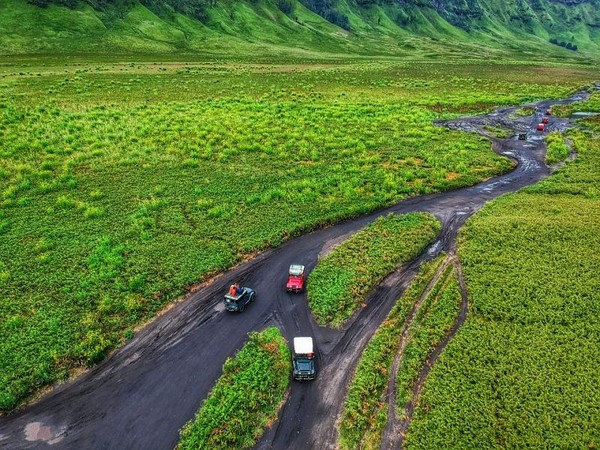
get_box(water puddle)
[571,111,598,118]
[24,421,66,445]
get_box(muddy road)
[0,89,592,450]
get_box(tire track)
[379,255,455,450]
[390,254,468,449]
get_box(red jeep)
[286,265,305,293]
[536,123,546,131]
[542,117,550,124]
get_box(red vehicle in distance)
[545,109,553,115]
[537,123,546,131]
[286,265,305,293]
[542,117,550,124]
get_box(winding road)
[0,88,593,450]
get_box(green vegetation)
[396,266,461,411]
[405,121,600,448]
[552,91,600,117]
[545,132,570,165]
[177,327,290,450]
[549,38,578,51]
[2,0,600,57]
[0,57,597,411]
[513,106,535,117]
[339,257,444,450]
[483,124,512,139]
[307,213,440,327]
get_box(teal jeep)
[224,287,256,312]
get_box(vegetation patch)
[549,38,578,51]
[396,266,461,412]
[545,131,570,165]
[177,327,290,450]
[307,213,440,327]
[339,257,444,450]
[513,106,535,117]
[405,126,600,448]
[0,58,595,410]
[483,124,512,138]
[551,91,600,117]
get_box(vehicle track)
[380,253,467,450]
[379,254,455,450]
[0,89,593,450]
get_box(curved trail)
[379,256,455,450]
[380,254,468,450]
[0,89,591,450]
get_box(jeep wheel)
[250,293,255,302]
[239,304,245,312]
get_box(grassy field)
[307,213,440,327]
[0,56,598,411]
[405,120,600,448]
[177,327,290,450]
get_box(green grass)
[2,0,600,58]
[307,213,441,327]
[545,131,570,165]
[552,91,600,117]
[483,124,513,139]
[405,123,600,448]
[177,327,290,450]
[339,257,444,450]
[513,106,535,117]
[0,57,597,411]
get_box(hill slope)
[1,0,600,57]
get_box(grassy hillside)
[1,0,600,56]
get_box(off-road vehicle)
[224,287,255,312]
[292,337,316,381]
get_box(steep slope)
[0,0,598,59]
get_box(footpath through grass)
[0,58,597,410]
[307,213,440,327]
[177,327,290,450]
[339,257,444,450]
[395,265,461,413]
[405,121,600,448]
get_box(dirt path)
[379,256,454,450]
[0,89,593,450]
[386,254,468,450]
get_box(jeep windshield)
[293,357,314,372]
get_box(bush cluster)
[178,328,290,450]
[307,213,441,327]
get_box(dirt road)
[0,89,591,450]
